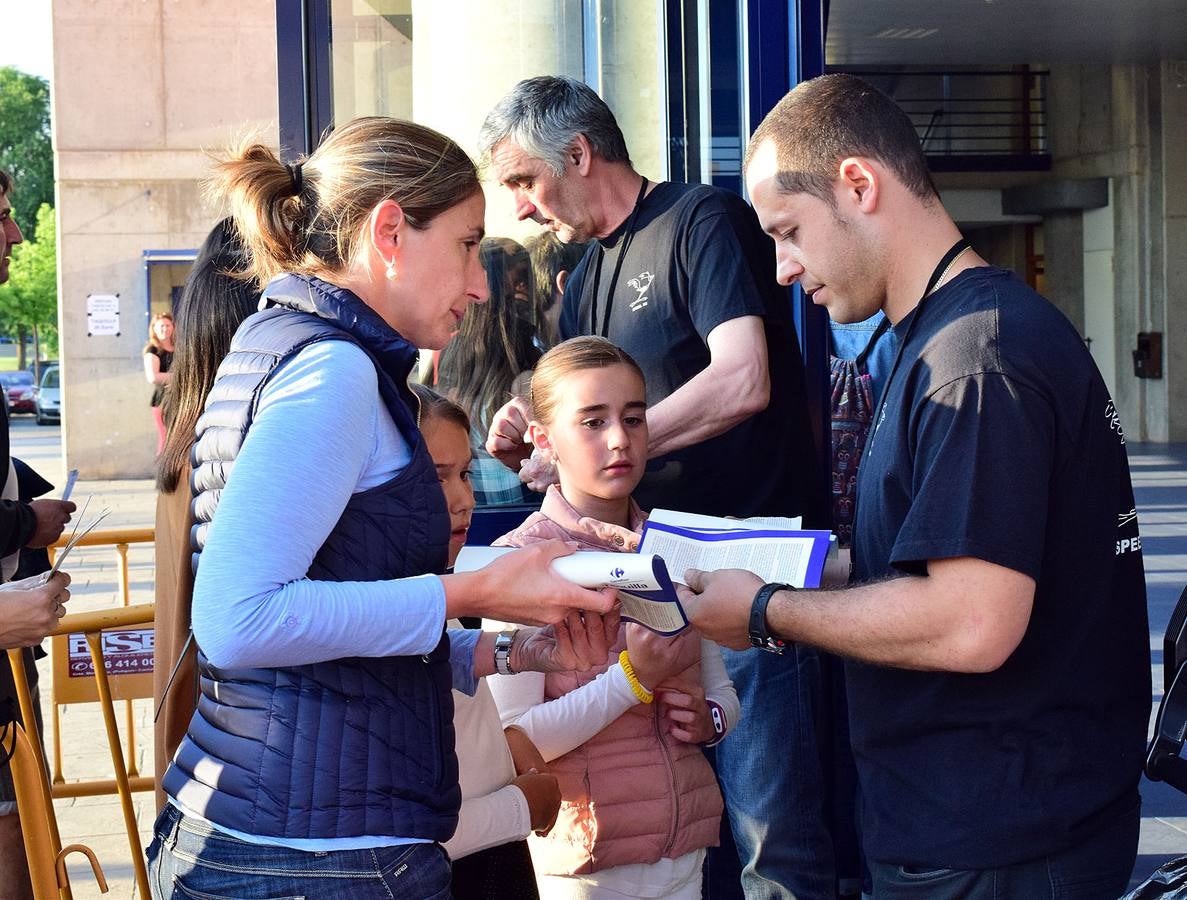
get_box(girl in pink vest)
[488,336,740,899]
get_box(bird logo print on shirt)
[627,272,654,311]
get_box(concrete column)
[411,0,584,242]
[1082,188,1116,401]
[1043,212,1085,334]
[1159,61,1187,441]
[410,1,663,242]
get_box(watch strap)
[494,629,518,675]
[749,582,793,654]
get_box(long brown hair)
[436,237,541,432]
[209,118,482,288]
[156,220,260,493]
[143,312,174,355]
[530,336,645,426]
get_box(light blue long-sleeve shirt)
[182,338,479,849]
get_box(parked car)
[34,365,60,426]
[0,370,35,414]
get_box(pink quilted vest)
[494,487,723,875]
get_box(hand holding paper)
[677,567,765,651]
[455,546,689,636]
[0,570,71,649]
[448,540,616,626]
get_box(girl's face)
[530,363,648,512]
[421,417,475,566]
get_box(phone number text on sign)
[67,630,155,677]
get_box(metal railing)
[6,526,156,899]
[836,69,1051,170]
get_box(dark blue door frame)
[747,0,831,519]
[276,0,332,162]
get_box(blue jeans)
[707,644,837,900]
[146,804,451,899]
[868,799,1140,899]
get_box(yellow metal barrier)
[6,526,156,899]
[47,527,154,794]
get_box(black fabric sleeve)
[682,208,767,340]
[890,372,1054,580]
[0,499,36,558]
[557,261,588,342]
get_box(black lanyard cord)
[588,176,650,338]
[867,237,972,447]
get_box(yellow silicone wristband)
[618,650,654,704]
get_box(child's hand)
[657,683,717,744]
[513,770,561,835]
[625,625,700,692]
[518,448,558,493]
[504,725,547,776]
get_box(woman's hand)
[444,540,617,626]
[512,770,561,834]
[624,624,700,692]
[485,397,534,470]
[657,682,716,744]
[518,448,558,493]
[512,606,621,673]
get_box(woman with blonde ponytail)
[145,119,620,899]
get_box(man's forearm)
[766,560,1033,673]
[647,362,768,458]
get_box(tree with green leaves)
[0,203,58,374]
[0,67,53,234]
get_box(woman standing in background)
[142,312,175,453]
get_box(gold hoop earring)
[385,257,397,281]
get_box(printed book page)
[639,521,831,589]
[647,508,803,532]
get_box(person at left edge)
[146,119,620,900]
[0,166,75,900]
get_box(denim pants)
[146,804,452,899]
[706,644,837,900]
[868,799,1141,899]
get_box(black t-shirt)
[560,181,826,522]
[850,267,1151,868]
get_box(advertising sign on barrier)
[66,630,155,678]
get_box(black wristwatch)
[749,582,793,654]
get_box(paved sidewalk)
[7,419,1187,897]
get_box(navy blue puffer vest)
[162,274,458,841]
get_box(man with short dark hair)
[683,74,1151,898]
[481,76,835,900]
[0,167,75,900]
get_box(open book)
[454,508,834,636]
[641,508,833,590]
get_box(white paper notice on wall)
[86,294,120,336]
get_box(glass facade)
[276,0,830,508]
[323,0,750,238]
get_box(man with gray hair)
[481,76,835,900]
